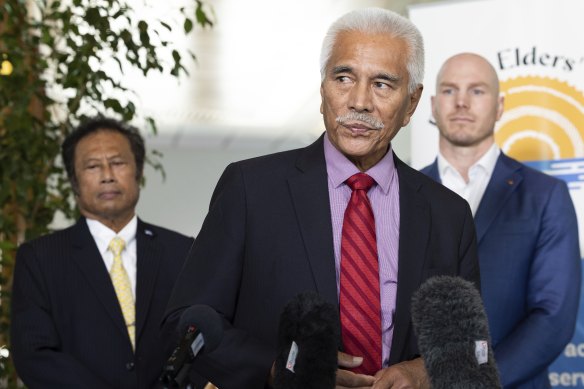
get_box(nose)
[348,81,373,112]
[100,164,115,183]
[456,91,469,109]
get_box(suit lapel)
[423,159,441,182]
[288,135,338,306]
[390,157,430,364]
[474,154,523,243]
[134,220,161,345]
[72,219,129,339]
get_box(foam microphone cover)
[411,276,501,389]
[161,305,224,388]
[178,304,223,352]
[273,291,339,389]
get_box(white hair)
[320,8,424,94]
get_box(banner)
[409,0,584,386]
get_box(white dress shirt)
[86,216,138,298]
[437,144,500,216]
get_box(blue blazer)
[11,218,194,389]
[422,153,581,389]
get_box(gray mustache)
[336,112,384,130]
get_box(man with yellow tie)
[11,117,194,388]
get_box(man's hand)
[336,351,376,389]
[371,358,429,389]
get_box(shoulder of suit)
[22,221,79,246]
[233,146,305,169]
[219,148,314,184]
[15,223,81,264]
[229,135,324,171]
[399,161,471,207]
[501,153,566,187]
[137,220,193,243]
[396,158,439,188]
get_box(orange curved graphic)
[496,76,584,161]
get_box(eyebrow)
[375,72,400,83]
[438,81,490,89]
[438,81,456,87]
[332,66,401,83]
[81,153,124,163]
[331,65,353,75]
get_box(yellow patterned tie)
[108,237,135,350]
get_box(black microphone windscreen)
[178,304,223,353]
[273,291,339,389]
[411,276,501,389]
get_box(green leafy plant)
[0,0,213,385]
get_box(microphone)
[160,305,223,388]
[411,276,501,389]
[272,291,339,389]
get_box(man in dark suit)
[166,8,480,389]
[11,117,194,388]
[421,53,581,388]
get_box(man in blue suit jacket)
[11,117,194,388]
[421,53,581,388]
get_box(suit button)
[125,362,135,371]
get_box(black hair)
[61,116,145,193]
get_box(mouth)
[342,122,377,134]
[450,116,474,123]
[98,190,121,200]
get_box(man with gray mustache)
[165,8,480,389]
[336,112,385,131]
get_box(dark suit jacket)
[422,153,581,389]
[11,218,193,389]
[165,135,480,389]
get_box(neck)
[439,137,494,182]
[349,146,390,172]
[82,212,135,233]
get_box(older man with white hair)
[166,8,480,388]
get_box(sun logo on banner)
[495,76,584,162]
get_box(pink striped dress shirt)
[324,134,400,368]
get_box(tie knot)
[346,173,375,192]
[108,237,126,257]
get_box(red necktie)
[339,173,382,375]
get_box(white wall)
[137,142,271,236]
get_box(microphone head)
[411,276,501,389]
[178,304,223,353]
[273,291,339,389]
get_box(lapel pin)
[506,179,514,186]
[145,229,153,236]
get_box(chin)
[340,146,371,159]
[339,134,372,147]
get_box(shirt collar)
[437,143,500,178]
[86,215,138,255]
[324,133,394,194]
